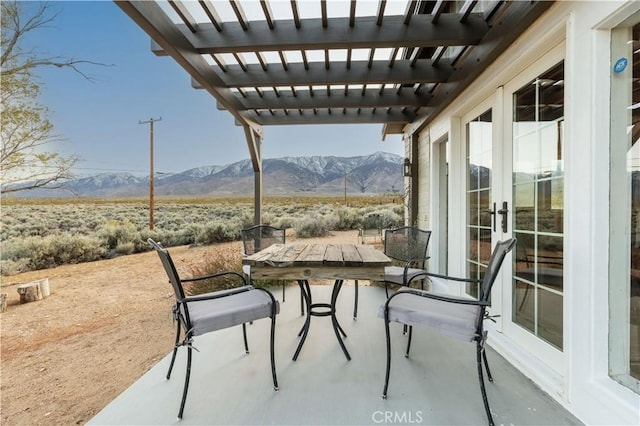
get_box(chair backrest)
[148,238,187,302]
[480,238,517,302]
[384,227,431,266]
[241,225,285,255]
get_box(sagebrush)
[1,196,404,275]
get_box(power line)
[70,166,175,174]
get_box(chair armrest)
[385,288,490,307]
[402,256,431,268]
[179,285,253,303]
[410,271,482,284]
[181,271,247,284]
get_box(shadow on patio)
[89,284,581,425]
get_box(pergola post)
[409,132,419,226]
[244,125,263,225]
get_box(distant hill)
[10,152,404,198]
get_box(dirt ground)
[0,230,359,425]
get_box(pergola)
[116,0,553,222]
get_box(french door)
[463,45,565,372]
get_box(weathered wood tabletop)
[242,243,391,281]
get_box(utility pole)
[138,117,162,230]
[344,172,347,204]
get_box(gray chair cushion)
[184,286,279,336]
[384,266,426,285]
[379,289,480,342]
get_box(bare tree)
[1,1,103,194]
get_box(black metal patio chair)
[353,226,431,320]
[380,238,516,426]
[241,224,304,315]
[148,238,279,420]
[382,226,432,296]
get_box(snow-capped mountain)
[10,152,404,197]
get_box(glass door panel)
[512,62,565,351]
[466,109,493,298]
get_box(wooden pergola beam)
[152,14,488,54]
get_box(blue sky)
[22,1,404,176]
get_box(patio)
[89,284,580,425]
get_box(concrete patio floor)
[89,284,581,425]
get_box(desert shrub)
[0,197,404,273]
[194,221,240,245]
[99,220,140,250]
[183,248,245,294]
[115,242,135,255]
[237,212,255,230]
[294,214,336,238]
[272,216,296,230]
[362,209,402,230]
[145,225,200,248]
[0,258,30,275]
[173,226,200,246]
[2,234,105,271]
[334,207,361,230]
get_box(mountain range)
[12,152,404,198]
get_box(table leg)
[297,280,311,337]
[292,279,351,361]
[293,280,312,361]
[331,280,351,360]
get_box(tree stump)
[17,282,43,304]
[0,293,6,313]
[37,278,50,297]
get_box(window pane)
[479,189,492,228]
[514,182,535,231]
[538,235,564,291]
[538,178,563,233]
[469,227,479,263]
[514,232,535,281]
[514,279,535,333]
[538,288,563,348]
[479,229,492,265]
[468,191,479,229]
[467,261,480,298]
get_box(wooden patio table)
[242,243,391,361]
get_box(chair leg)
[282,280,286,302]
[270,314,279,391]
[242,323,249,354]
[476,342,495,426]
[482,347,493,382]
[177,345,192,420]
[405,325,413,357]
[300,287,305,316]
[382,315,392,399]
[167,321,181,379]
[353,280,358,320]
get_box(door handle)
[497,201,509,233]
[486,202,497,232]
